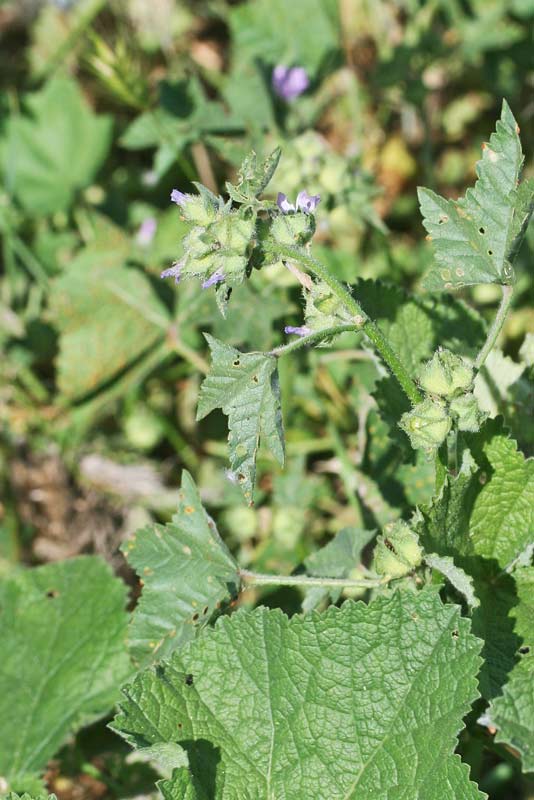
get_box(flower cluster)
[400,349,487,453]
[161,187,256,303]
[160,150,323,317]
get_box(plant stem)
[435,441,448,495]
[270,324,358,357]
[269,244,422,405]
[475,284,514,370]
[239,569,388,590]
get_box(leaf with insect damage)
[197,335,284,503]
[419,101,534,290]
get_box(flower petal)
[160,261,183,284]
[171,189,188,206]
[202,270,225,289]
[284,325,312,337]
[277,192,296,214]
[296,190,321,214]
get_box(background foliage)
[1,0,534,798]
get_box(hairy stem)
[435,441,448,495]
[270,324,359,357]
[239,569,388,589]
[475,284,514,370]
[269,244,422,405]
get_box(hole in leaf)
[479,227,485,234]
[185,673,194,686]
[233,359,241,367]
[46,589,59,599]
[488,250,493,256]
[202,606,209,615]
[252,375,259,383]
[451,629,459,639]
[237,473,246,482]
[192,612,199,622]
[519,646,530,655]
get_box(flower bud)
[418,349,473,399]
[180,195,218,226]
[374,521,423,578]
[270,213,314,246]
[399,397,451,453]
[304,281,353,332]
[449,392,487,432]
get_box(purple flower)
[277,191,321,215]
[171,189,188,206]
[202,270,225,289]
[136,217,157,247]
[296,190,321,213]
[284,325,312,337]
[272,65,309,101]
[160,261,183,284]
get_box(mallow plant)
[2,102,534,799]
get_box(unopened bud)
[418,349,473,399]
[399,397,451,453]
[449,392,487,432]
[374,521,423,578]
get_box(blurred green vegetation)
[1,0,534,796]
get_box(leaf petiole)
[475,284,514,370]
[239,568,390,589]
[268,244,422,405]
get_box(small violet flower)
[277,190,321,215]
[284,325,312,337]
[171,189,188,206]
[160,261,183,284]
[136,217,157,247]
[202,270,225,289]
[272,65,309,101]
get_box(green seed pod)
[449,392,487,432]
[399,397,451,453]
[418,349,473,398]
[374,521,423,578]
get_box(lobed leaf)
[113,589,483,799]
[123,471,239,666]
[49,258,169,399]
[1,78,112,214]
[419,101,534,290]
[197,335,285,503]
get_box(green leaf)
[419,423,534,699]
[1,78,112,214]
[0,557,131,785]
[424,553,479,609]
[302,527,376,611]
[491,654,534,772]
[113,590,483,799]
[468,421,534,568]
[226,148,281,202]
[49,257,169,399]
[419,101,534,290]
[197,335,285,503]
[229,0,339,73]
[159,770,207,800]
[4,795,56,800]
[422,421,534,571]
[123,471,239,666]
[488,567,534,771]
